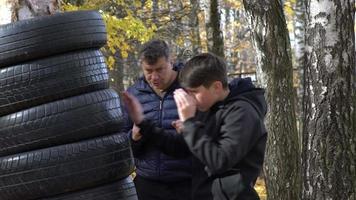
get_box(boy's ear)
[212,81,223,91]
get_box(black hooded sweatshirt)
[137,78,267,200]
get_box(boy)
[123,53,267,199]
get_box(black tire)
[0,49,109,116]
[42,177,138,200]
[0,89,124,157]
[0,10,106,67]
[0,133,134,200]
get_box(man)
[123,53,267,199]
[122,39,192,200]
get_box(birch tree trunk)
[0,0,59,24]
[224,5,230,61]
[0,0,12,24]
[293,0,307,150]
[294,0,306,67]
[243,1,301,199]
[302,1,356,199]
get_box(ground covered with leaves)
[255,177,267,200]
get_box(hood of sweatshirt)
[225,77,267,117]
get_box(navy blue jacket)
[122,71,192,182]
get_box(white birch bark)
[0,0,60,25]
[0,0,15,25]
[302,0,356,199]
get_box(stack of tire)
[0,11,137,200]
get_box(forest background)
[0,0,355,199]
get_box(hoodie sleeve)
[137,119,191,158]
[182,101,264,176]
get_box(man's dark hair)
[179,53,228,89]
[139,39,170,65]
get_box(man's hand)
[122,91,144,125]
[172,120,184,133]
[132,125,142,141]
[173,89,197,121]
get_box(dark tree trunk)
[152,0,159,25]
[302,1,356,199]
[125,51,141,87]
[109,50,125,93]
[206,0,224,58]
[243,0,301,199]
[189,0,202,55]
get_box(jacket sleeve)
[182,102,263,176]
[121,89,149,157]
[137,119,191,158]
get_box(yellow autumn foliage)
[62,1,156,70]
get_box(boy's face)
[185,83,221,112]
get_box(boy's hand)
[122,91,144,125]
[132,125,142,141]
[173,89,197,121]
[172,120,184,133]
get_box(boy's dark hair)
[139,39,170,65]
[179,53,228,89]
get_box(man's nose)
[151,72,159,80]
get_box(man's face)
[185,84,219,112]
[142,57,174,91]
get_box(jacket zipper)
[158,98,163,180]
[151,86,175,180]
[158,98,164,128]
